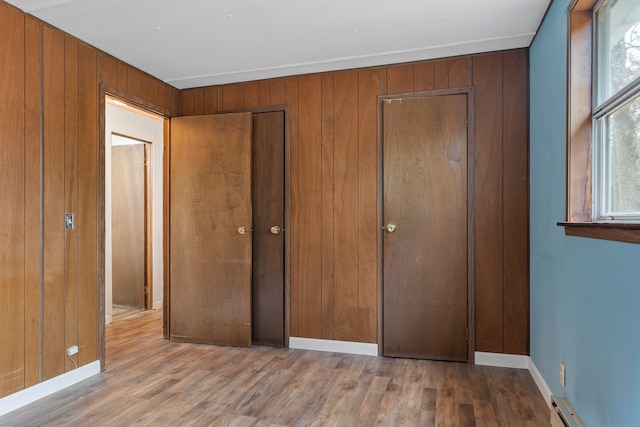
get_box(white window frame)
[593,0,640,222]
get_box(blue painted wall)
[530,0,640,425]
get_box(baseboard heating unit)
[550,396,585,427]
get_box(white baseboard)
[0,361,100,417]
[289,337,379,356]
[475,351,530,369]
[475,352,552,407]
[528,357,552,406]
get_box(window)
[594,0,640,221]
[562,0,640,243]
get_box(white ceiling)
[5,0,551,89]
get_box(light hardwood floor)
[0,310,550,426]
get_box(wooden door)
[382,94,469,362]
[111,143,146,309]
[252,111,285,347]
[169,113,253,347]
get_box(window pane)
[602,96,640,216]
[596,0,640,104]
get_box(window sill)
[558,222,640,244]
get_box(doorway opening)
[105,96,164,324]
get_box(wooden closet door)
[111,143,146,309]
[252,111,285,347]
[382,94,469,362]
[169,113,253,347]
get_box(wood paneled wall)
[180,50,529,354]
[0,1,179,398]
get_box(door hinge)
[466,328,469,340]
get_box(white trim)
[475,351,529,369]
[289,337,378,356]
[528,357,553,406]
[0,361,100,417]
[474,352,553,407]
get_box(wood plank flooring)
[0,310,550,426]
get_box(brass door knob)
[238,226,249,235]
[386,224,397,233]
[270,225,282,235]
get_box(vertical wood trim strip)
[288,77,300,337]
[473,53,505,353]
[502,50,529,355]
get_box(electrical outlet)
[560,362,566,387]
[67,345,79,356]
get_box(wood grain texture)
[64,35,80,372]
[332,70,360,342]
[169,113,253,347]
[111,144,146,309]
[320,73,335,339]
[243,81,260,109]
[252,112,286,346]
[24,15,43,389]
[386,63,414,94]
[382,94,468,361]
[42,25,67,381]
[288,77,300,338]
[473,53,505,353]
[99,53,118,89]
[0,2,26,398]
[297,75,323,338]
[0,4,180,398]
[221,83,244,111]
[77,42,99,367]
[0,310,551,426]
[357,69,379,343]
[192,51,529,352]
[414,61,435,92]
[502,50,529,355]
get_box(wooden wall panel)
[179,50,530,352]
[320,74,335,339]
[357,69,379,343]
[42,25,67,380]
[117,62,128,93]
[0,3,26,398]
[100,54,118,89]
[296,75,323,338]
[270,79,287,106]
[386,64,414,94]
[77,42,99,367]
[414,62,435,92]
[288,78,300,337]
[203,87,218,114]
[141,73,159,106]
[434,60,449,89]
[64,35,80,372]
[332,70,361,342]
[24,16,43,388]
[473,54,505,353]
[502,51,529,355]
[126,67,142,99]
[448,58,471,88]
[0,3,180,398]
[221,83,244,111]
[243,81,260,109]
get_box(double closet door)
[167,111,285,348]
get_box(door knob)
[270,225,282,235]
[238,226,250,235]
[386,224,397,233]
